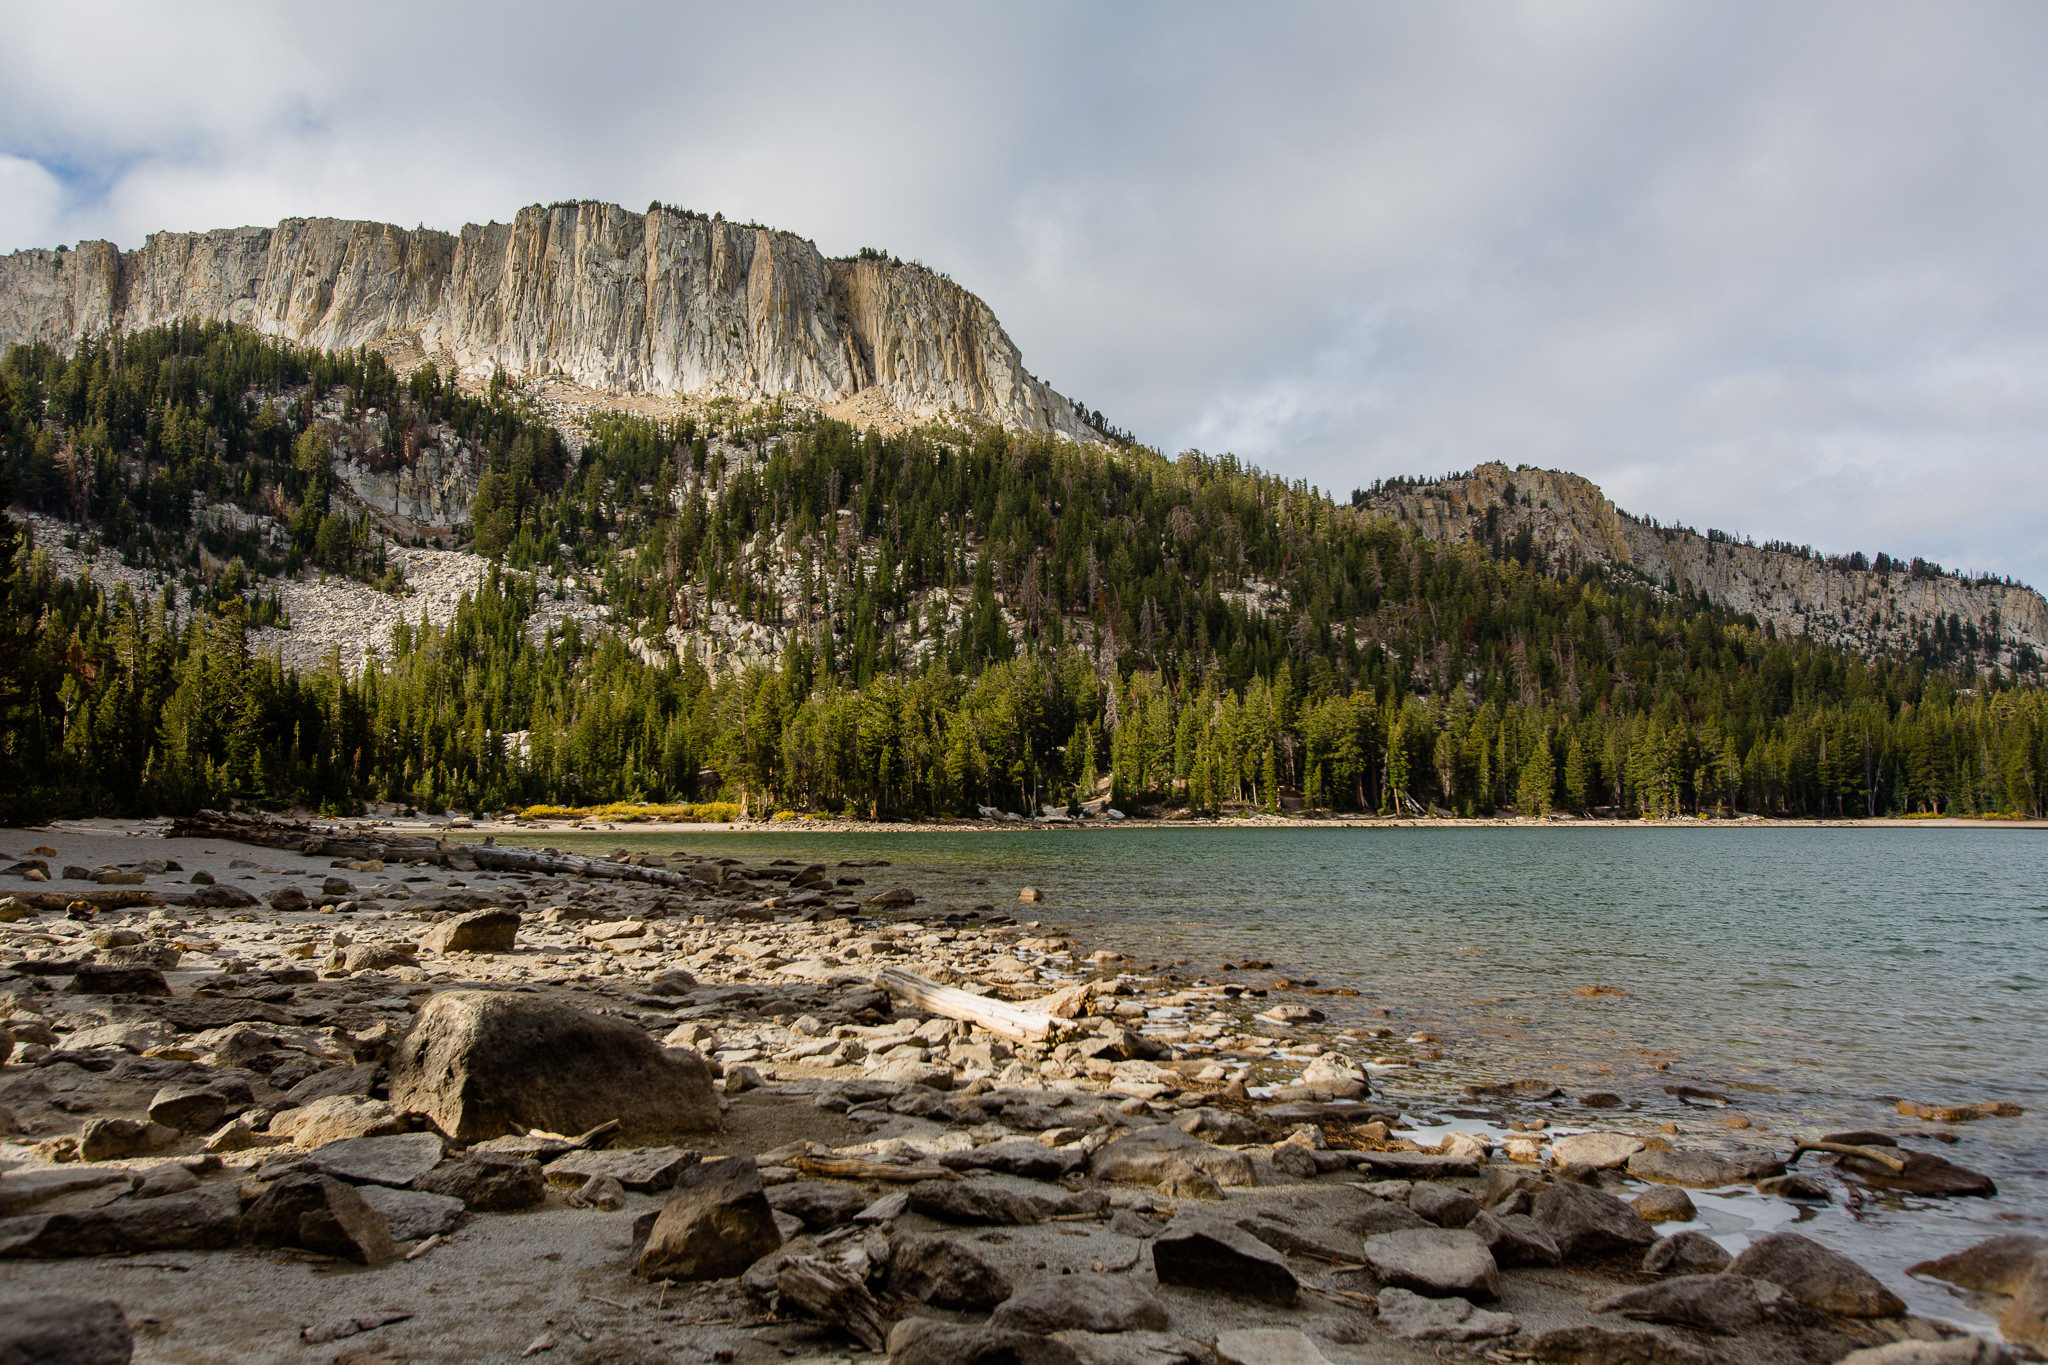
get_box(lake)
[500,824,2048,1321]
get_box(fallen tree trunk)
[877,968,1070,1043]
[466,844,703,890]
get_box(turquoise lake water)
[503,824,2048,1319]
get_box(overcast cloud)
[5,2,2046,583]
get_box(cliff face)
[1361,462,2048,667]
[0,202,1096,439]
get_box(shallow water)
[502,824,2048,1321]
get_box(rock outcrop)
[1358,462,2048,668]
[0,202,1098,439]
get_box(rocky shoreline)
[0,816,2040,1365]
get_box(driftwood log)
[877,968,1071,1043]
[774,1257,888,1350]
[1790,1140,1910,1174]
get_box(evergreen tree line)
[1,324,2043,822]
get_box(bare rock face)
[0,204,1099,439]
[388,989,717,1143]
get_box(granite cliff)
[0,201,1098,439]
[1358,462,2048,670]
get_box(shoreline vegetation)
[6,325,2048,830]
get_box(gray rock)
[268,887,311,912]
[146,1085,228,1133]
[304,1132,447,1187]
[635,1155,781,1281]
[1728,1231,1905,1317]
[888,1231,1014,1308]
[1053,1331,1210,1365]
[239,1173,398,1264]
[1631,1187,1697,1223]
[1176,1107,1262,1145]
[1594,1274,1793,1334]
[991,1275,1171,1334]
[76,1118,177,1162]
[420,907,520,953]
[941,1140,1086,1180]
[389,990,717,1143]
[1642,1230,1733,1275]
[1524,1324,1712,1365]
[1213,1329,1333,1365]
[1531,1179,1657,1260]
[1151,1219,1300,1304]
[1908,1234,2048,1295]
[0,1294,133,1364]
[1341,1199,1430,1236]
[1377,1287,1520,1341]
[1998,1252,2048,1356]
[284,1062,382,1105]
[1090,1125,1254,1189]
[355,1184,465,1240]
[1551,1132,1645,1169]
[545,1146,699,1192]
[0,1168,136,1216]
[886,1318,1082,1365]
[134,1167,200,1199]
[1350,1151,1479,1179]
[341,943,416,973]
[1836,1340,2019,1365]
[1467,1209,1562,1266]
[1408,1181,1480,1228]
[0,1183,242,1256]
[1625,1149,1744,1189]
[1363,1227,1501,1299]
[268,1095,401,1147]
[68,964,169,996]
[766,1180,869,1230]
[908,1176,1107,1226]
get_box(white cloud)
[2,0,2046,582]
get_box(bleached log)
[467,844,702,889]
[775,1257,888,1350]
[877,968,1069,1043]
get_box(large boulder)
[635,1155,782,1281]
[0,1295,134,1364]
[1728,1232,1904,1317]
[389,990,717,1143]
[1531,1179,1656,1260]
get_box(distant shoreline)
[419,813,2048,837]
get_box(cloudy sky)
[5,2,2046,583]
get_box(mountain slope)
[1357,462,2047,673]
[0,201,1098,439]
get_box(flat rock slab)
[1552,1132,1646,1170]
[1377,1288,1520,1341]
[355,1184,466,1241]
[1054,1330,1211,1365]
[1215,1329,1334,1365]
[0,1294,133,1365]
[0,1168,136,1217]
[1363,1227,1501,1299]
[1626,1149,1744,1188]
[545,1147,700,1192]
[1089,1125,1255,1189]
[992,1274,1171,1335]
[908,1176,1107,1226]
[304,1132,447,1188]
[0,1182,242,1257]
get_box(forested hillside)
[3,323,2044,823]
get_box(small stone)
[1643,1230,1733,1275]
[1632,1186,1697,1223]
[1551,1132,1645,1170]
[1625,1149,1744,1188]
[421,908,521,953]
[766,1180,869,1230]
[1018,887,1043,902]
[1214,1329,1334,1365]
[569,1175,627,1210]
[77,1118,178,1162]
[147,1085,229,1133]
[268,887,311,912]
[991,1275,1171,1334]
[1377,1288,1521,1341]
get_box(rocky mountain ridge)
[0,201,1099,440]
[1358,462,2048,672]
